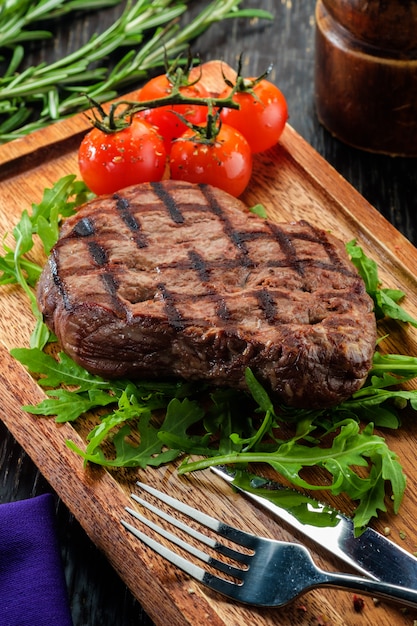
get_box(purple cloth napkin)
[0,493,73,626]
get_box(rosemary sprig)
[0,0,122,48]
[0,0,273,142]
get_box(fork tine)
[124,506,210,564]
[130,492,248,563]
[123,505,245,579]
[136,481,222,532]
[121,517,207,582]
[130,493,217,549]
[121,516,245,601]
[135,481,257,558]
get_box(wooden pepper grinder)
[315,0,417,156]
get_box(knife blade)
[211,465,417,588]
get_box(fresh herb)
[11,346,411,531]
[249,203,268,218]
[0,0,273,141]
[0,0,122,48]
[346,239,417,327]
[0,175,91,347]
[3,175,417,531]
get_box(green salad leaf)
[346,239,417,327]
[0,175,91,348]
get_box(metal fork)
[121,482,417,609]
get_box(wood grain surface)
[1,2,417,625]
[2,53,417,625]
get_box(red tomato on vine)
[219,78,288,153]
[78,117,167,195]
[136,74,209,152]
[169,123,252,197]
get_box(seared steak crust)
[37,180,376,408]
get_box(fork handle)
[322,570,417,609]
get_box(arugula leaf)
[158,385,268,459]
[158,397,206,446]
[231,471,342,528]
[13,336,415,529]
[0,175,91,348]
[249,203,267,218]
[11,347,113,391]
[111,419,180,468]
[346,239,417,326]
[353,447,406,529]
[23,388,117,423]
[1,175,88,286]
[177,419,406,532]
[69,395,203,468]
[346,239,379,293]
[229,370,276,451]
[30,177,90,252]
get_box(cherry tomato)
[169,123,252,197]
[219,79,288,153]
[136,74,210,152]
[78,117,166,195]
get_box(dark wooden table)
[1,1,416,625]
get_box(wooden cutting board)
[1,76,417,626]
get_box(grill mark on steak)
[187,250,231,320]
[188,250,210,283]
[300,220,346,267]
[289,220,356,278]
[84,227,128,316]
[215,298,230,321]
[267,221,305,277]
[201,184,254,268]
[100,272,118,293]
[114,193,148,248]
[88,241,108,266]
[71,216,95,238]
[49,251,72,311]
[256,288,277,324]
[37,180,377,409]
[157,283,184,330]
[69,215,128,316]
[100,272,127,317]
[152,181,185,224]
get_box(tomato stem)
[84,54,276,135]
[87,90,239,134]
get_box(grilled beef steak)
[37,180,376,408]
